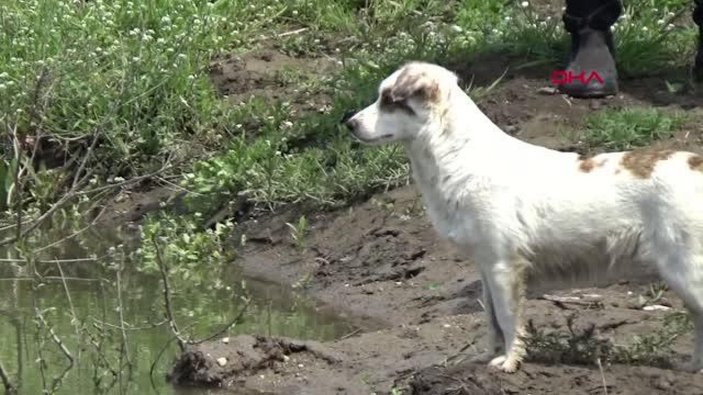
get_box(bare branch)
[36,312,74,365]
[0,359,17,395]
[56,261,82,362]
[152,235,186,351]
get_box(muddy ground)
[106,46,703,394]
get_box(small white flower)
[642,26,648,31]
[521,1,529,7]
[657,19,665,25]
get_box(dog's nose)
[341,110,357,125]
[341,110,358,131]
[344,117,359,132]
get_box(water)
[0,217,355,394]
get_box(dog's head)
[343,62,459,145]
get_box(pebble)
[537,86,558,95]
[216,357,227,366]
[643,304,671,311]
[221,337,230,344]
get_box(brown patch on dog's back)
[620,149,675,178]
[577,153,607,173]
[689,154,703,171]
[579,158,595,172]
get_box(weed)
[583,107,687,151]
[134,212,236,288]
[613,311,692,367]
[526,316,613,366]
[526,311,693,369]
[286,215,309,250]
[645,281,669,304]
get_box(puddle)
[0,218,355,394]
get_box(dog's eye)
[380,92,415,115]
[380,92,394,107]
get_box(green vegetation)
[583,107,688,150]
[0,0,701,393]
[527,311,693,368]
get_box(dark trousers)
[563,0,703,33]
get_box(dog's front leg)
[471,270,505,363]
[484,258,528,373]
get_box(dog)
[342,61,703,373]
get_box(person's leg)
[559,0,622,98]
[693,0,703,81]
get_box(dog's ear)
[388,68,440,104]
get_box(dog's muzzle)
[341,110,358,131]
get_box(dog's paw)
[488,355,506,367]
[470,350,497,364]
[488,355,521,373]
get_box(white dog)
[343,61,703,373]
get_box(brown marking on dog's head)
[688,154,703,171]
[386,64,440,107]
[620,149,675,178]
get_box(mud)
[157,47,703,394]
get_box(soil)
[106,46,703,394]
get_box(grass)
[526,311,693,368]
[0,0,698,215]
[583,107,688,151]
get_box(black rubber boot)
[559,0,622,98]
[693,0,703,81]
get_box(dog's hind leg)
[654,254,703,372]
[483,257,528,373]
